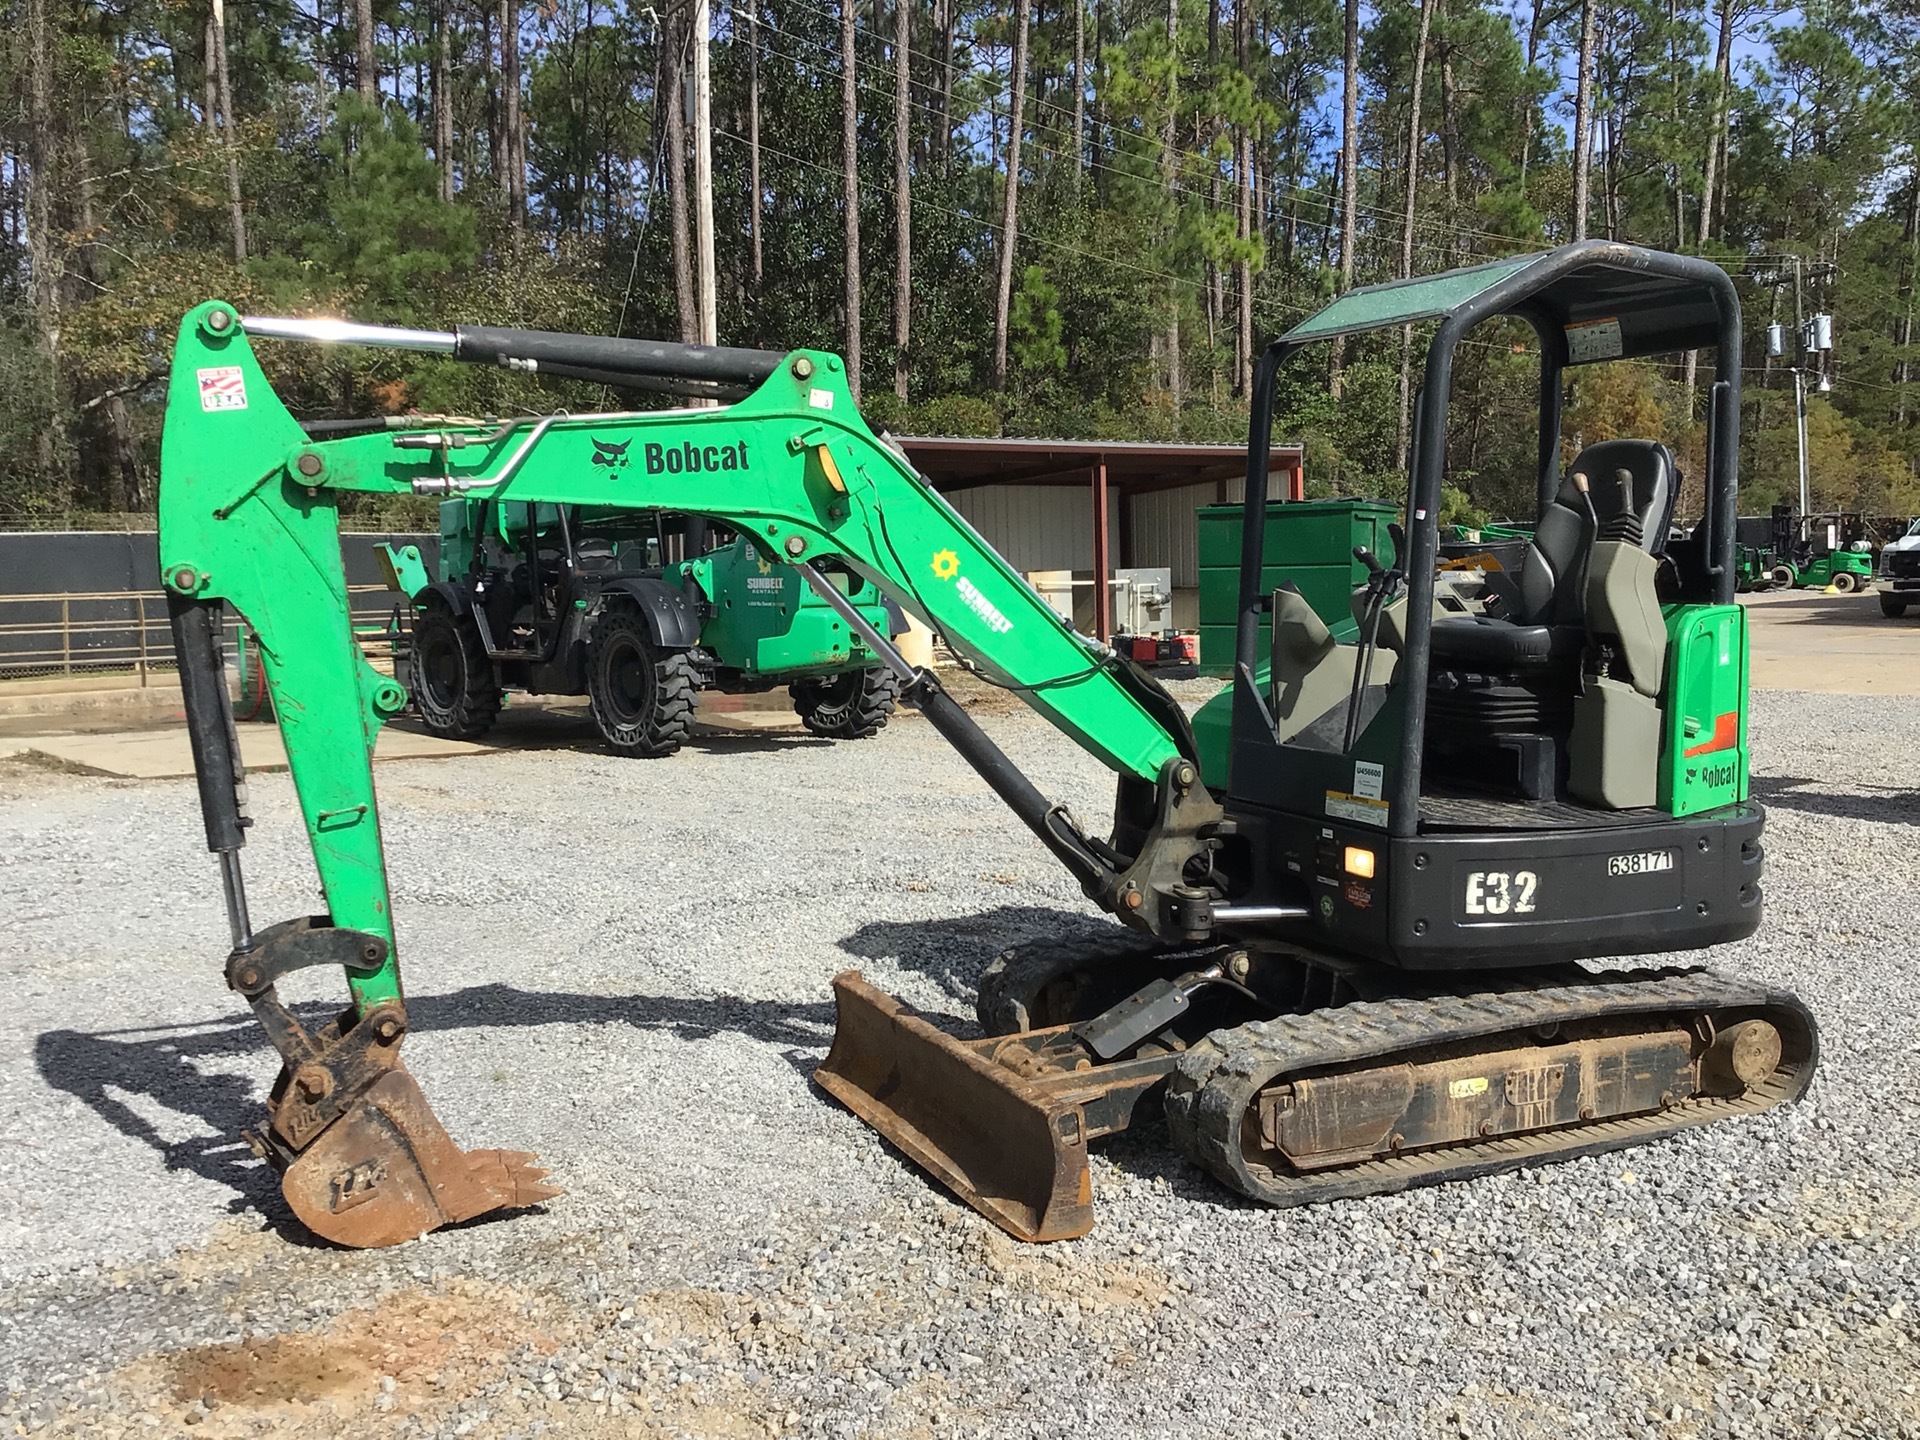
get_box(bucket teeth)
[460,1150,565,1213]
[276,1068,561,1248]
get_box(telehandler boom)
[160,242,1814,1249]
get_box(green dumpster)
[1196,499,1400,676]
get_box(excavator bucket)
[276,1069,562,1248]
[815,972,1095,1243]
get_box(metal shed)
[895,438,1306,640]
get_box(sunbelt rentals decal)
[747,553,784,600]
[930,549,1014,635]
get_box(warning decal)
[1565,317,1624,364]
[197,366,249,412]
[1325,790,1389,828]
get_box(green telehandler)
[159,241,1814,1251]
[376,498,905,756]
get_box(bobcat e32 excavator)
[158,241,1814,1249]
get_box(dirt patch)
[0,750,110,778]
[126,1279,564,1436]
[968,1227,1172,1312]
[170,1329,381,1407]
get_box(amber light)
[1343,846,1376,879]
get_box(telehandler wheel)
[409,600,502,740]
[587,604,696,757]
[1882,595,1908,619]
[1830,570,1860,593]
[790,666,900,739]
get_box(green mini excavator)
[159,242,1814,1249]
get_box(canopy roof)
[1279,242,1731,362]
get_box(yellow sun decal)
[930,549,960,580]
[756,554,774,575]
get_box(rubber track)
[1163,966,1818,1208]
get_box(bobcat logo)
[591,437,633,469]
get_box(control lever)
[1343,544,1404,752]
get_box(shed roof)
[893,436,1303,493]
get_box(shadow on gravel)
[34,985,837,1239]
[837,904,1122,1002]
[1749,775,1920,825]
[32,1018,294,1227]
[678,733,835,756]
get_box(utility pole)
[1760,257,1835,519]
[692,0,717,349]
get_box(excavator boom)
[159,303,1216,1244]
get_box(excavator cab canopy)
[1278,248,1730,360]
[1232,240,1747,847]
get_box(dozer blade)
[816,972,1095,1243]
[277,1069,562,1248]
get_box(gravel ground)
[0,679,1915,1440]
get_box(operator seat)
[1429,440,1678,667]
[1423,441,1678,801]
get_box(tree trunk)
[488,0,506,193]
[1071,0,1084,183]
[356,0,378,104]
[1897,169,1919,424]
[841,0,863,400]
[1517,0,1545,183]
[203,20,218,132]
[1597,109,1612,240]
[1158,0,1181,405]
[71,145,143,512]
[664,8,698,342]
[1329,0,1360,397]
[1235,0,1252,397]
[25,0,66,488]
[1438,3,1460,227]
[1571,0,1597,241]
[504,0,525,228]
[433,0,454,201]
[992,0,1031,390]
[893,0,912,399]
[748,0,763,285]
[1394,0,1435,473]
[1698,0,1735,246]
[211,0,248,262]
[938,0,955,172]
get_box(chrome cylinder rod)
[241,316,458,352]
[219,850,254,952]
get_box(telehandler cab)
[378,498,905,755]
[159,241,1812,1250]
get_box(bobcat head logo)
[591,437,632,469]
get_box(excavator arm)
[159,302,1223,1245]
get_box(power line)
[752,15,1547,258]
[714,125,1215,295]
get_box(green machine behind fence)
[159,242,1813,1254]
[377,493,906,755]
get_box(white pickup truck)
[1878,518,1920,617]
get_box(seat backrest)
[1570,440,1678,556]
[1510,440,1677,626]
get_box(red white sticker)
[197,366,248,412]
